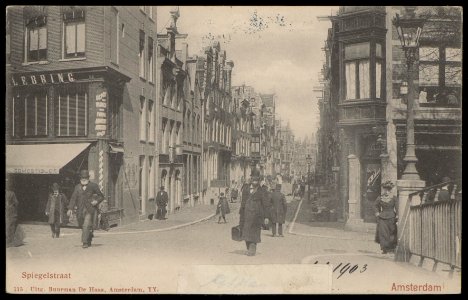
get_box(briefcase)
[231,225,242,242]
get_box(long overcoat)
[68,182,104,228]
[45,193,68,224]
[239,185,271,243]
[216,196,230,215]
[270,191,287,224]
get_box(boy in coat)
[238,169,271,256]
[270,184,288,237]
[45,182,68,238]
[67,170,104,248]
[216,192,230,223]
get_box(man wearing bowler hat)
[67,170,104,248]
[238,168,271,256]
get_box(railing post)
[396,179,425,262]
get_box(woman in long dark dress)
[374,181,398,254]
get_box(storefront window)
[13,90,48,137]
[26,16,48,62]
[63,9,85,58]
[56,87,87,137]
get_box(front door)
[361,161,381,223]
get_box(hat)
[160,186,165,190]
[80,169,90,179]
[381,180,394,190]
[250,168,260,180]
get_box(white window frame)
[139,96,147,142]
[148,99,155,143]
[25,22,48,63]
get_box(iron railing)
[396,180,461,276]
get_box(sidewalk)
[105,203,227,234]
[286,191,375,242]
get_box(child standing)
[216,192,230,223]
[45,183,68,238]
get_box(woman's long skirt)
[375,217,397,251]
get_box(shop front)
[6,67,130,224]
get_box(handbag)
[231,225,242,242]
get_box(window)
[148,99,155,143]
[148,7,153,19]
[6,11,11,64]
[26,16,48,62]
[12,90,48,137]
[344,42,383,100]
[419,45,461,106]
[56,86,88,137]
[139,30,145,78]
[148,37,154,82]
[139,155,146,213]
[110,7,119,64]
[139,96,147,141]
[63,9,85,58]
[148,156,155,201]
[109,90,122,140]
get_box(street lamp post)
[306,154,312,202]
[393,8,425,180]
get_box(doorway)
[361,161,381,223]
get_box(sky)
[157,6,338,140]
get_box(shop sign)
[11,72,75,87]
[8,167,59,174]
[95,91,107,137]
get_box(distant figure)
[374,181,398,254]
[270,184,287,237]
[67,170,104,248]
[437,176,452,202]
[216,192,230,223]
[419,88,428,103]
[276,173,283,191]
[230,184,239,203]
[447,90,458,106]
[45,183,68,238]
[156,186,169,220]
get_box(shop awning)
[6,143,91,174]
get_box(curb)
[58,213,217,237]
[98,213,217,235]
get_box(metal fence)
[396,180,462,274]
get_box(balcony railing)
[396,180,462,276]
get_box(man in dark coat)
[45,182,68,238]
[6,178,19,247]
[270,184,288,237]
[239,169,271,256]
[67,170,104,248]
[216,192,230,223]
[155,186,169,220]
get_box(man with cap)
[238,168,272,256]
[155,186,169,220]
[67,170,104,248]
[45,183,68,238]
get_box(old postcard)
[5,5,462,294]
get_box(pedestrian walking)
[270,184,287,237]
[216,192,230,223]
[45,183,68,238]
[374,181,398,254]
[155,186,169,220]
[67,170,104,249]
[6,178,24,248]
[238,169,272,256]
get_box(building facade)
[319,6,462,231]
[199,42,235,202]
[6,6,158,225]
